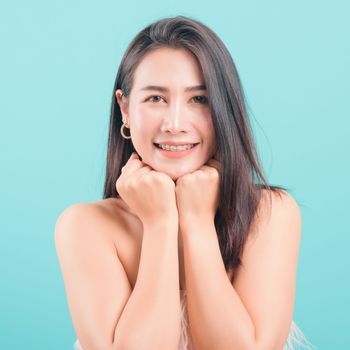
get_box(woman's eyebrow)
[139,84,206,92]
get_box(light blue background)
[1,1,349,349]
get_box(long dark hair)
[103,15,287,275]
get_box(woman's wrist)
[142,213,179,233]
[179,215,215,235]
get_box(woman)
[55,15,315,350]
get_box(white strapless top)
[73,288,314,350]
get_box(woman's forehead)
[132,48,205,89]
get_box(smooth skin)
[55,47,301,350]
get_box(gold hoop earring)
[120,122,132,139]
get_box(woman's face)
[116,47,217,181]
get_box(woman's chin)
[141,158,202,180]
[158,167,196,181]
[168,172,183,182]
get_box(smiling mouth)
[153,143,200,149]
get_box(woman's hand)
[175,154,221,231]
[116,152,178,228]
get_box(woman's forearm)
[113,220,181,350]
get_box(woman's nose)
[160,102,189,133]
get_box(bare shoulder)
[233,188,303,348]
[54,196,143,269]
[247,188,302,245]
[54,198,134,349]
[54,197,134,256]
[55,199,117,238]
[260,188,301,218]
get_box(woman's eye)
[146,95,207,104]
[147,95,164,103]
[193,96,208,104]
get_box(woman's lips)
[153,143,199,158]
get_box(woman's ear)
[115,89,129,123]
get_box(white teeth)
[158,144,195,151]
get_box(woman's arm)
[55,203,181,350]
[115,220,181,350]
[181,190,302,350]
